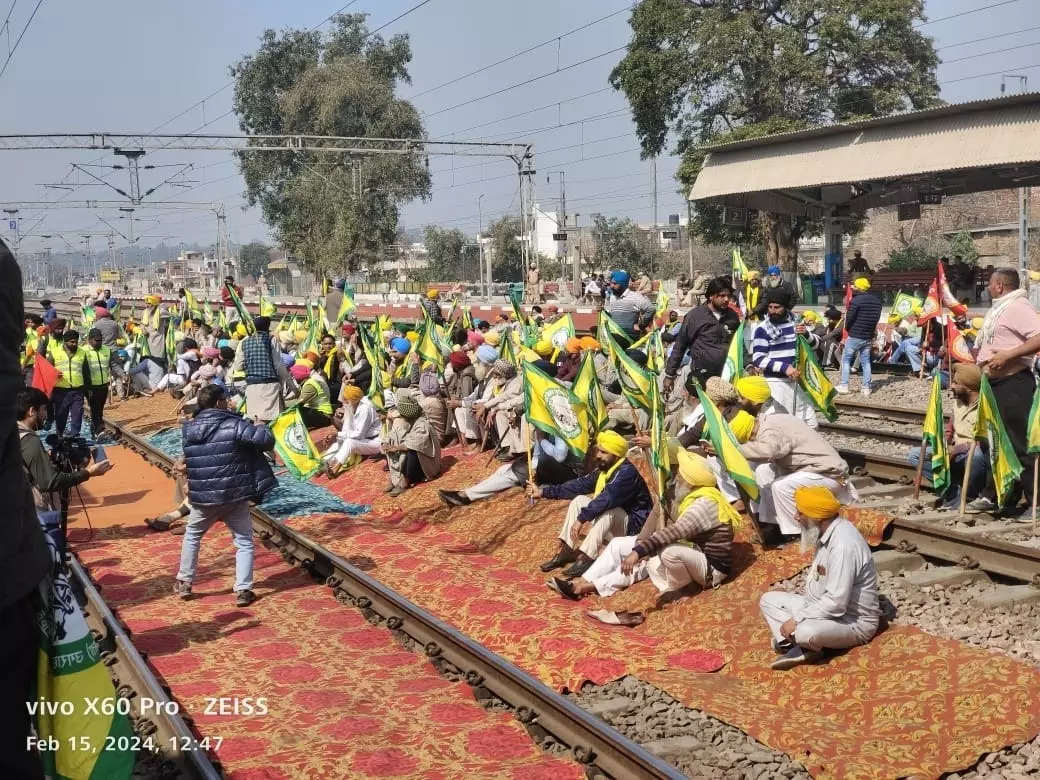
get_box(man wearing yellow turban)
[836,268,882,396]
[422,288,445,325]
[739,412,854,540]
[733,376,772,410]
[321,384,383,477]
[529,430,653,578]
[759,485,880,670]
[549,448,738,601]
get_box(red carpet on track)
[293,447,1040,779]
[70,446,582,779]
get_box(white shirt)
[795,517,880,625]
[341,396,382,441]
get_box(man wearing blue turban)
[606,270,655,345]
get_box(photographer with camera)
[17,387,113,515]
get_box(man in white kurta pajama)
[759,485,880,670]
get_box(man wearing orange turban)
[759,485,880,670]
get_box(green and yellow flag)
[653,289,670,322]
[259,295,277,318]
[1027,384,1040,454]
[541,313,575,353]
[416,313,447,372]
[694,384,759,501]
[33,525,135,780]
[335,289,356,325]
[891,291,924,320]
[721,321,745,383]
[573,352,607,432]
[975,374,1024,507]
[795,335,838,422]
[164,318,177,366]
[522,360,590,459]
[182,288,204,321]
[603,327,653,412]
[922,372,950,495]
[226,285,254,334]
[597,310,628,358]
[499,330,519,366]
[648,377,670,500]
[645,328,666,375]
[203,298,214,325]
[731,247,749,282]
[270,408,323,480]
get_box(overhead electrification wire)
[408,4,630,100]
[424,46,627,118]
[0,0,43,82]
[943,40,1040,65]
[915,0,1022,27]
[939,25,1040,50]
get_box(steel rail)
[833,398,927,424]
[885,518,1040,583]
[68,555,224,779]
[106,420,684,780]
[821,422,920,446]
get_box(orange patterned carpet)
[69,446,582,779]
[285,447,1040,779]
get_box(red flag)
[31,354,59,397]
[937,262,968,317]
[946,319,974,363]
[918,279,942,322]
[841,283,852,340]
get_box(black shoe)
[563,554,593,579]
[235,589,257,607]
[547,577,580,601]
[438,489,472,507]
[539,544,576,573]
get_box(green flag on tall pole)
[922,372,950,497]
[974,374,1024,508]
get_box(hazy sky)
[2,0,1039,258]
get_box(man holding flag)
[749,287,819,429]
[969,268,1040,517]
[230,316,290,425]
[530,430,653,579]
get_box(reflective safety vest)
[303,377,333,415]
[85,346,112,385]
[49,343,86,389]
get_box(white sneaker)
[834,385,849,394]
[860,387,872,397]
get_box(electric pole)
[1003,75,1030,283]
[651,157,659,278]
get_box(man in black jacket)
[663,277,741,395]
[835,278,883,397]
[0,240,51,779]
[175,384,276,607]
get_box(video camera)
[46,434,92,472]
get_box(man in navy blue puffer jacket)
[174,384,275,607]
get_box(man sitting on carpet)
[547,449,736,601]
[759,485,880,670]
[323,386,382,477]
[529,430,653,579]
[439,364,582,506]
[737,413,854,543]
[383,394,441,497]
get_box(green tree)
[238,242,272,279]
[487,215,524,282]
[592,215,654,274]
[609,0,941,270]
[231,14,431,275]
[422,226,480,282]
[948,230,979,264]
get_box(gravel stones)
[568,677,810,779]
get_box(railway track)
[70,555,223,778]
[830,446,1040,583]
[834,397,927,425]
[104,418,684,780]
